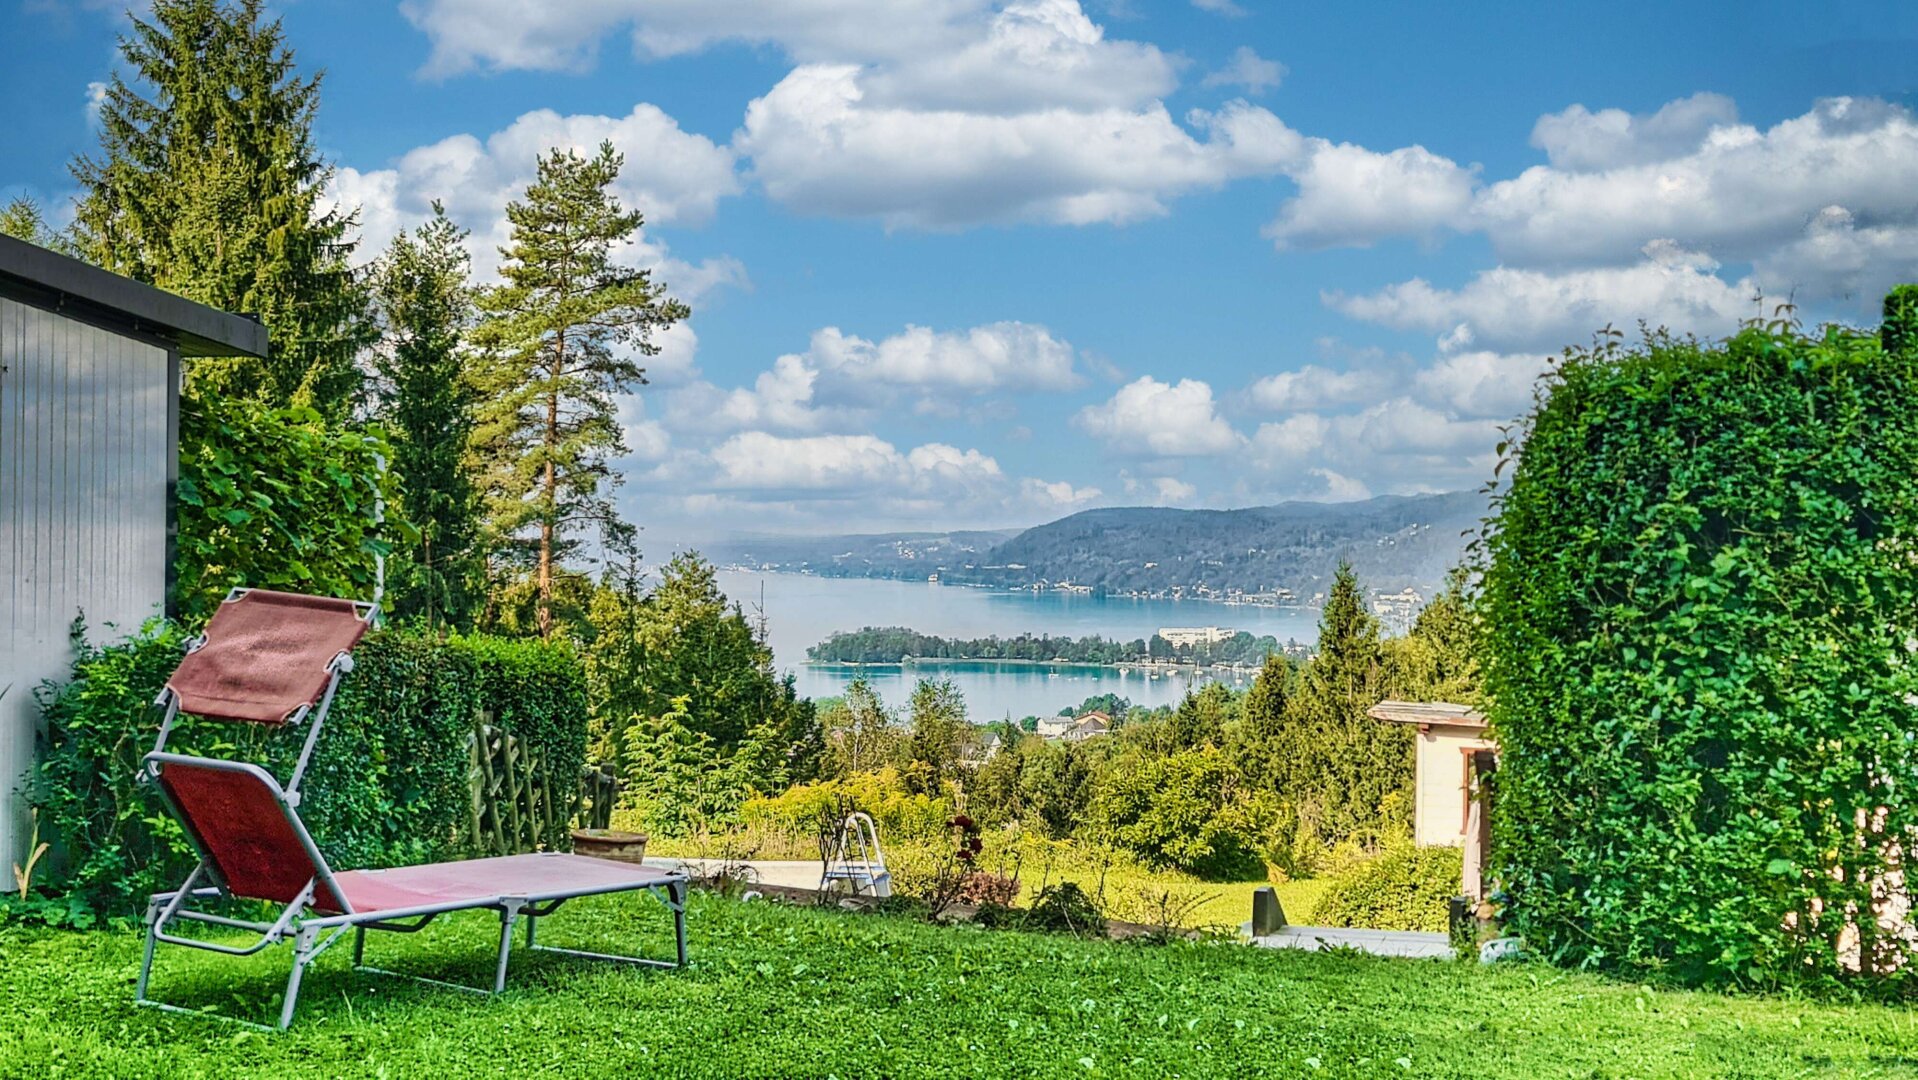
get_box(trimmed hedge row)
[1481,295,1918,993]
[29,622,587,921]
[1307,844,1462,934]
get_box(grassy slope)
[2,893,1914,1079]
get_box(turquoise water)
[716,570,1320,721]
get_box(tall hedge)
[30,622,588,920]
[1481,298,1918,992]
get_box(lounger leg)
[494,901,523,994]
[525,912,537,950]
[279,929,315,1031]
[673,881,688,968]
[353,926,366,967]
[134,900,160,1004]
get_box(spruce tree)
[371,204,481,629]
[0,198,68,251]
[470,141,688,638]
[70,0,370,416]
[1276,559,1409,842]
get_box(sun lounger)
[133,588,688,1030]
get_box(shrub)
[1308,844,1461,933]
[173,399,405,624]
[28,621,587,922]
[1087,748,1261,880]
[1023,882,1107,936]
[1480,303,1918,991]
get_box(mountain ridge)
[705,491,1486,598]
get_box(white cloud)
[1020,477,1103,508]
[1529,92,1738,173]
[1248,398,1500,495]
[1202,46,1284,95]
[84,81,107,127]
[1076,376,1243,456]
[325,103,742,286]
[1189,0,1245,15]
[1264,139,1477,249]
[401,0,982,75]
[1151,476,1198,504]
[1328,240,1755,353]
[1754,206,1918,306]
[1411,350,1552,420]
[808,322,1081,390]
[739,66,1300,228]
[1476,97,1918,275]
[1246,364,1389,411]
[711,432,913,492]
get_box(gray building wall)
[0,296,173,867]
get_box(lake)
[716,570,1321,721]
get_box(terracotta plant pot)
[571,828,648,865]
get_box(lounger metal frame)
[133,588,690,1031]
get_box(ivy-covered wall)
[26,622,587,922]
[1480,293,1918,993]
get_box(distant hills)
[707,492,1487,600]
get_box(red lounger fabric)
[166,590,370,724]
[331,854,678,915]
[156,759,347,912]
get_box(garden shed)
[1369,700,1495,901]
[0,234,268,867]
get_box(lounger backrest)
[165,590,371,724]
[147,753,349,913]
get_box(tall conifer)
[71,0,369,415]
[371,204,481,629]
[470,141,688,639]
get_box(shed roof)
[0,234,270,358]
[1367,700,1487,729]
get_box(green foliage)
[469,141,688,637]
[819,678,903,779]
[1480,312,1918,992]
[370,204,483,630]
[1239,561,1411,845]
[28,621,585,921]
[901,679,972,795]
[808,627,1282,666]
[72,0,371,416]
[740,769,955,849]
[1308,843,1462,933]
[172,397,404,623]
[1383,567,1481,706]
[1021,881,1108,936]
[589,555,817,830]
[0,198,69,252]
[1088,747,1259,880]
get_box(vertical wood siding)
[0,297,171,864]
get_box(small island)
[806,625,1306,670]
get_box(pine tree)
[470,141,688,638]
[70,0,370,416]
[0,198,68,251]
[371,204,481,629]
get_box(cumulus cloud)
[667,319,1085,437]
[1246,364,1390,412]
[1411,350,1553,420]
[1264,139,1477,249]
[1476,97,1918,275]
[739,66,1299,228]
[1327,240,1755,353]
[1248,398,1500,494]
[1076,376,1243,456]
[324,103,744,291]
[1529,92,1739,172]
[808,322,1081,390]
[401,0,982,75]
[1202,46,1284,95]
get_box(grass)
[648,832,1327,931]
[3,892,1916,1078]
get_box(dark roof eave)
[0,234,270,358]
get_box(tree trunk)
[538,330,565,639]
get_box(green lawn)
[3,892,1914,1079]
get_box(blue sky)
[7,1,1918,550]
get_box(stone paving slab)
[1247,925,1453,959]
